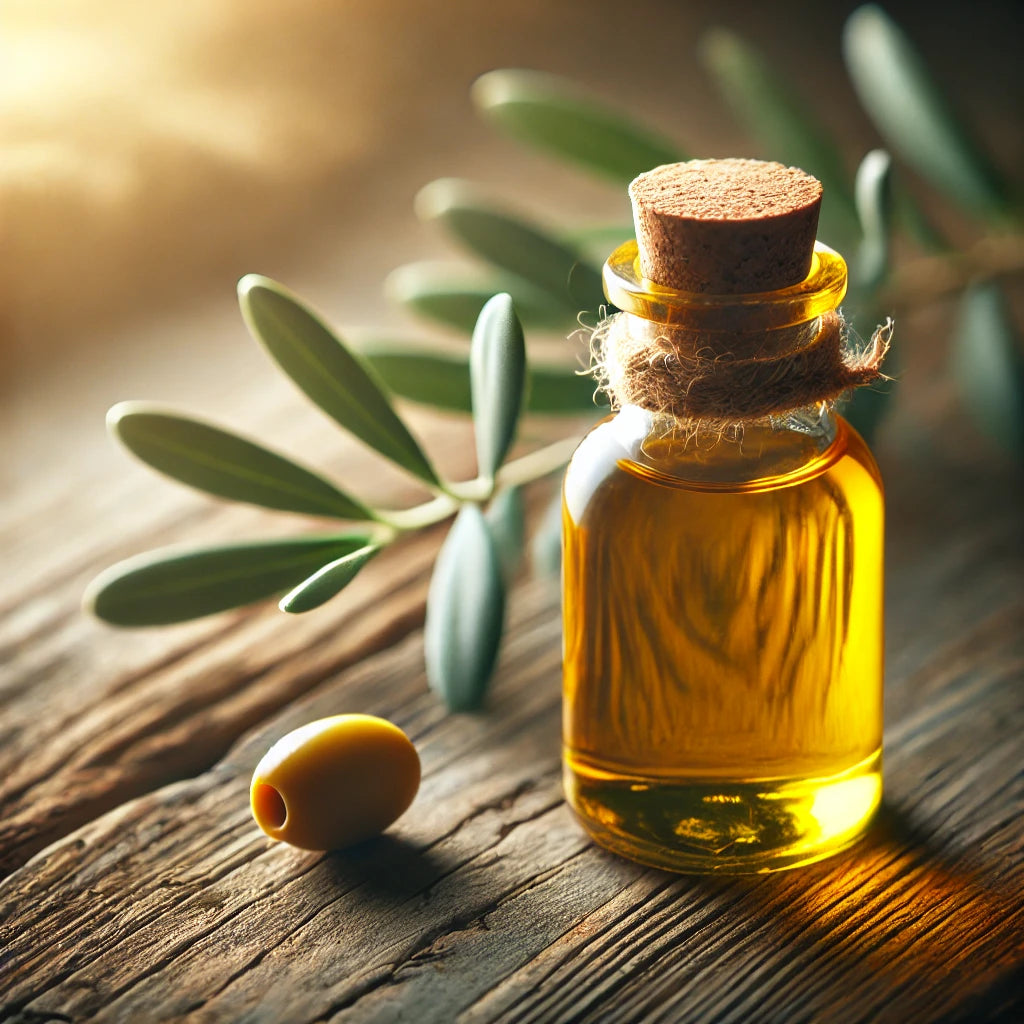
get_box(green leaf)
[843,5,1009,220]
[699,27,859,248]
[527,364,606,414]
[279,544,381,613]
[530,489,563,577]
[107,402,373,521]
[471,294,527,480]
[385,261,574,334]
[360,347,474,412]
[85,535,370,626]
[359,344,602,415]
[471,69,683,186]
[485,486,525,582]
[415,179,605,313]
[853,149,893,290]
[952,283,1024,458]
[424,505,506,711]
[238,275,440,486]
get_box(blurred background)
[2,0,1021,493]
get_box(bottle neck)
[597,240,862,428]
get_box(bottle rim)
[603,240,847,333]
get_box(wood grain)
[1,439,1022,1022]
[0,389,498,877]
[4,6,1021,1013]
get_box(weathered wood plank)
[1,443,1022,1023]
[0,587,570,1016]
[2,324,1022,1023]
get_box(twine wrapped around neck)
[590,309,892,426]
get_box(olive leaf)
[472,68,683,187]
[107,402,373,521]
[85,535,371,626]
[279,544,382,613]
[853,149,893,291]
[526,362,606,414]
[471,294,527,481]
[415,179,605,313]
[424,505,506,712]
[951,283,1024,458]
[485,486,525,582]
[360,346,476,412]
[842,5,1009,221]
[360,345,600,415]
[238,275,440,487]
[384,261,573,334]
[699,27,859,248]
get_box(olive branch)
[87,4,1022,711]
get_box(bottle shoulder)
[564,408,881,521]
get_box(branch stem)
[376,434,579,532]
[885,231,1024,308]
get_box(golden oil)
[562,406,883,872]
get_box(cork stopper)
[629,159,823,294]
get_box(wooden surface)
[4,3,1023,1020]
[2,378,1023,1023]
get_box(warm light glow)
[809,773,882,844]
[1,0,385,356]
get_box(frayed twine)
[586,310,892,426]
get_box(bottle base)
[563,750,882,874]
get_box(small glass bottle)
[562,160,886,873]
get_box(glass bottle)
[562,235,885,874]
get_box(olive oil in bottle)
[562,160,887,872]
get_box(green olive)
[250,714,420,851]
